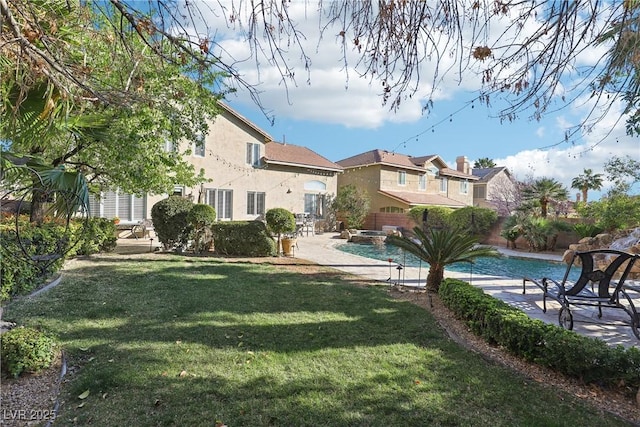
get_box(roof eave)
[264,159,343,173]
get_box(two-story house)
[472,166,517,215]
[335,150,477,228]
[90,102,342,225]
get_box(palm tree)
[386,227,499,293]
[571,168,603,203]
[473,157,496,168]
[522,178,569,218]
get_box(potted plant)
[265,208,296,256]
[112,217,120,225]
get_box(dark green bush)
[211,221,276,256]
[151,196,193,250]
[408,206,452,230]
[439,278,640,391]
[448,206,498,236]
[1,326,58,378]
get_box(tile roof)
[378,190,467,207]
[264,142,343,172]
[440,167,479,180]
[472,166,510,182]
[337,149,440,171]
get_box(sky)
[196,2,639,201]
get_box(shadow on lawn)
[7,257,628,426]
[50,260,442,353]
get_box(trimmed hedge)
[211,221,276,257]
[439,278,640,391]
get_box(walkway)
[293,232,639,349]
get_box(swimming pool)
[335,242,579,281]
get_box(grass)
[3,254,633,426]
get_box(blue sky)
[201,2,639,200]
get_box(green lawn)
[4,255,632,426]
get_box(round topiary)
[187,204,216,229]
[1,326,58,378]
[151,196,194,250]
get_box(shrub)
[573,223,604,239]
[211,221,276,256]
[439,278,640,390]
[0,216,118,302]
[408,206,453,230]
[75,218,117,255]
[1,327,58,378]
[332,185,370,229]
[151,196,193,250]
[187,204,216,254]
[448,206,498,237]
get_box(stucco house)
[335,150,478,228]
[89,102,342,225]
[472,166,517,215]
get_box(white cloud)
[536,127,545,138]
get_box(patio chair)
[131,219,154,240]
[522,249,640,339]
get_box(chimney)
[456,156,470,174]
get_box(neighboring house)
[336,150,478,216]
[90,102,342,224]
[472,166,517,215]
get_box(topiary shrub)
[265,208,296,255]
[187,204,216,254]
[211,221,276,256]
[1,326,58,378]
[151,196,193,250]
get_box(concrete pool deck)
[292,232,639,349]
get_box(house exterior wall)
[337,165,384,210]
[336,158,475,216]
[143,108,338,220]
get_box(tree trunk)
[426,266,444,293]
[29,185,47,224]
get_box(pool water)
[336,242,579,281]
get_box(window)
[419,174,426,190]
[164,140,175,152]
[173,186,185,197]
[194,140,205,157]
[398,171,406,186]
[460,180,469,195]
[205,188,216,207]
[246,142,261,166]
[247,191,265,215]
[380,206,404,213]
[205,188,233,220]
[88,190,145,222]
[304,193,326,217]
[216,189,233,220]
[440,177,448,193]
[474,185,486,199]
